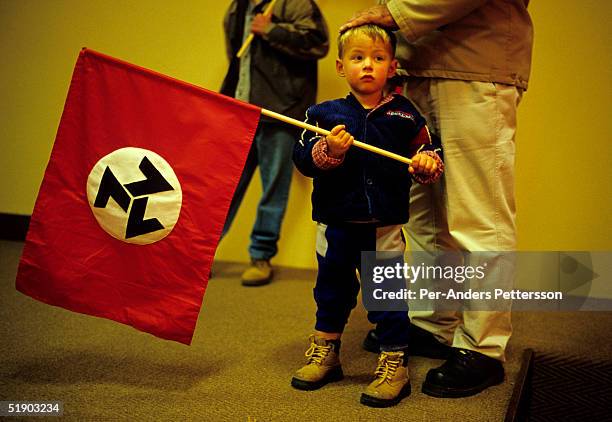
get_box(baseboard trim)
[0,213,30,241]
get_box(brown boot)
[291,335,344,390]
[241,259,272,286]
[361,351,411,407]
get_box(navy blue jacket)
[293,93,441,225]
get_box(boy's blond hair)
[337,24,397,58]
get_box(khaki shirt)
[386,0,534,89]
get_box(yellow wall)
[1,1,610,269]
[514,2,612,251]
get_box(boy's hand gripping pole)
[261,108,413,165]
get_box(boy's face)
[336,33,397,98]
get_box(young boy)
[291,25,443,407]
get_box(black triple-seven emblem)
[94,156,174,239]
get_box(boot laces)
[305,336,332,365]
[374,352,402,386]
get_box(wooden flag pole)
[261,108,413,165]
[236,0,279,59]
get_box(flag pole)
[236,0,279,59]
[261,108,413,165]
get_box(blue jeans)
[222,121,296,260]
[314,223,411,351]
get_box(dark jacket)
[293,93,442,225]
[221,0,329,120]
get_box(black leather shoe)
[362,324,452,359]
[362,329,381,353]
[422,348,504,398]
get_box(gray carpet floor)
[2,240,611,421]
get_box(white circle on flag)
[86,147,182,245]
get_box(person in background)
[220,0,329,286]
[292,25,443,407]
[341,0,534,398]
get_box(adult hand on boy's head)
[339,5,399,33]
[409,152,438,175]
[326,125,354,158]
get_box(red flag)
[16,49,260,344]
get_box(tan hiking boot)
[360,351,411,407]
[241,259,272,286]
[291,335,344,390]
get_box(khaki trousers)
[404,78,523,361]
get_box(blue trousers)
[222,121,297,260]
[314,223,411,351]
